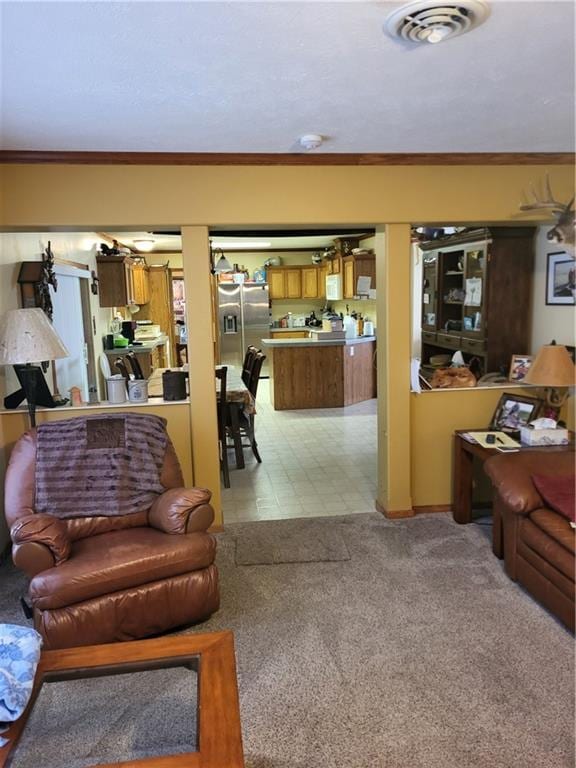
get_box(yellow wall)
[1,162,574,526]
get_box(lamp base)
[3,365,59,427]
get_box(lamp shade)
[524,344,576,387]
[214,254,233,273]
[0,308,69,365]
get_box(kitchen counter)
[108,334,168,352]
[265,338,376,410]
[262,335,376,348]
[105,335,169,378]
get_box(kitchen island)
[262,336,376,410]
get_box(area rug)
[1,512,573,768]
[234,518,351,565]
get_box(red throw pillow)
[532,474,576,523]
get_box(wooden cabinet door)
[132,264,150,305]
[331,257,342,275]
[271,331,309,339]
[97,255,135,307]
[355,256,376,291]
[301,267,318,298]
[285,269,302,298]
[343,258,355,298]
[268,269,286,299]
[318,266,328,298]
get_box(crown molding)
[0,151,573,166]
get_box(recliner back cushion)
[5,423,185,540]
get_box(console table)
[452,430,574,558]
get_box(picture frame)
[508,354,533,382]
[490,392,542,434]
[546,252,575,305]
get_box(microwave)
[325,274,343,301]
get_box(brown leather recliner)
[485,451,574,632]
[4,427,220,649]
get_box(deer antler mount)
[519,174,575,257]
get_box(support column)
[376,224,414,518]
[181,226,222,525]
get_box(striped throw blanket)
[35,414,168,518]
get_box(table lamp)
[524,341,576,407]
[0,308,69,427]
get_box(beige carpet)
[1,513,573,768]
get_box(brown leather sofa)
[485,451,574,632]
[4,428,220,649]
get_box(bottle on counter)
[357,314,364,336]
[287,312,294,328]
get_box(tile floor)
[222,380,378,523]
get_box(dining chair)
[247,352,266,399]
[233,352,266,463]
[241,346,259,387]
[215,366,230,487]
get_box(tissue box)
[520,426,569,446]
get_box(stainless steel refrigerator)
[217,282,271,376]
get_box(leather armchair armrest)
[11,514,71,574]
[149,487,214,534]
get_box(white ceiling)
[1,1,574,153]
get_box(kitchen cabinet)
[318,265,328,298]
[327,256,342,275]
[134,265,176,366]
[267,267,304,299]
[285,269,302,298]
[343,254,376,299]
[419,227,535,376]
[96,255,136,307]
[132,263,150,305]
[270,331,309,339]
[268,269,286,299]
[301,267,319,299]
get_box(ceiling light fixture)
[133,238,155,252]
[211,241,272,249]
[385,0,490,45]
[299,134,323,151]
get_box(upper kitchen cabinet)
[268,267,303,299]
[96,255,136,307]
[132,263,150,305]
[301,267,319,299]
[343,253,376,299]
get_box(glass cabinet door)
[463,246,486,335]
[422,254,438,329]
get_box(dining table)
[216,364,256,469]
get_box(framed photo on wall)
[546,252,575,305]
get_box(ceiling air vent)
[385,0,490,44]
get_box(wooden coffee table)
[0,631,244,768]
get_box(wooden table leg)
[229,404,245,469]
[453,437,474,524]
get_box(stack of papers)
[462,431,521,450]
